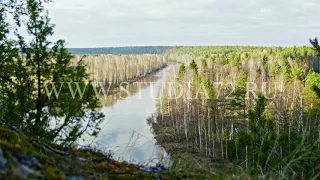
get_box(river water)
[84,66,172,166]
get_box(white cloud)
[42,0,320,47]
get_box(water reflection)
[84,66,172,166]
[99,75,160,107]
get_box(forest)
[152,44,320,178]
[68,46,173,55]
[77,54,168,85]
[1,0,320,179]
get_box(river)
[83,66,172,166]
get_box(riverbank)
[101,65,168,95]
[89,65,173,167]
[96,65,169,107]
[152,116,243,179]
[0,126,208,179]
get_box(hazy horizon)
[66,44,312,49]
[39,0,320,48]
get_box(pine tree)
[231,72,246,107]
[310,37,320,101]
[230,53,241,68]
[0,0,104,145]
[269,60,281,78]
[310,37,320,56]
[303,71,320,110]
[189,59,198,75]
[236,94,276,170]
[0,7,20,124]
[178,63,186,80]
[292,65,305,81]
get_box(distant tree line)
[68,46,174,55]
[76,54,167,85]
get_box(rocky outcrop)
[0,127,196,179]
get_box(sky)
[44,0,320,48]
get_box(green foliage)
[200,58,208,76]
[201,58,207,69]
[0,0,104,146]
[178,63,186,81]
[163,44,318,179]
[292,65,305,81]
[230,72,246,108]
[280,58,292,80]
[191,75,202,98]
[189,59,198,75]
[303,71,320,109]
[236,95,277,170]
[219,55,229,65]
[237,131,251,147]
[269,60,281,78]
[310,37,320,56]
[230,53,241,68]
[247,95,274,137]
[233,95,320,178]
[44,166,63,180]
[202,78,214,99]
[261,55,269,72]
[309,37,320,107]
[210,55,216,62]
[188,60,204,98]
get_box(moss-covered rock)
[44,166,63,180]
[0,127,201,179]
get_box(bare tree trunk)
[300,96,304,136]
[35,37,42,133]
[231,106,234,139]
[208,107,211,157]
[221,103,225,160]
[184,99,188,141]
[214,105,219,159]
[246,145,248,169]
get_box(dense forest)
[1,0,320,179]
[68,46,173,55]
[152,44,320,178]
[76,54,167,85]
